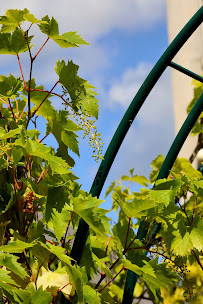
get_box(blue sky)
[0,1,175,215]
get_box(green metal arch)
[70,5,203,303]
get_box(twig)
[191,249,203,270]
[62,211,75,248]
[124,217,131,251]
[23,249,33,276]
[29,81,59,122]
[57,282,71,293]
[33,37,50,61]
[17,54,28,91]
[8,98,17,121]
[190,196,197,225]
[39,132,51,143]
[19,100,28,120]
[95,217,148,290]
[99,266,125,292]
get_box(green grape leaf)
[0,239,37,253]
[51,208,72,242]
[83,285,101,304]
[0,74,22,98]
[61,130,79,156]
[112,192,157,218]
[36,266,75,299]
[148,179,183,206]
[45,186,70,222]
[171,216,203,256]
[0,9,46,33]
[112,219,137,250]
[0,268,19,286]
[0,9,29,33]
[173,158,202,179]
[40,242,72,265]
[24,285,52,304]
[15,138,71,174]
[55,60,99,118]
[142,258,178,300]
[38,16,59,36]
[65,264,83,303]
[123,260,145,276]
[38,16,88,48]
[121,174,150,187]
[0,127,21,140]
[23,78,55,120]
[46,110,81,162]
[92,253,112,279]
[0,28,33,55]
[70,194,111,236]
[61,32,89,46]
[150,154,164,182]
[0,252,28,279]
[13,289,32,304]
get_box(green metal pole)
[122,92,203,304]
[70,6,203,266]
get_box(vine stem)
[31,87,102,157]
[8,98,16,121]
[176,197,191,225]
[62,211,75,248]
[33,37,50,61]
[191,249,203,270]
[19,100,28,120]
[0,97,17,118]
[95,218,148,290]
[99,266,125,293]
[190,196,197,225]
[39,132,51,143]
[23,249,33,276]
[16,54,28,91]
[31,81,59,117]
[124,217,131,251]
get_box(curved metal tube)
[70,6,203,269]
[122,92,203,304]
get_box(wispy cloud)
[1,0,166,40]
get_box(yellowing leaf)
[36,267,75,299]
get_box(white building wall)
[166,0,203,161]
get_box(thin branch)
[99,266,125,292]
[191,249,203,270]
[28,81,59,126]
[33,37,50,61]
[17,54,28,91]
[191,196,197,225]
[176,198,191,225]
[57,282,71,293]
[19,100,28,120]
[62,211,75,248]
[37,169,49,184]
[23,249,33,276]
[95,217,148,290]
[124,217,131,251]
[39,132,51,143]
[8,98,16,121]
[35,251,51,285]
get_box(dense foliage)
[0,8,202,304]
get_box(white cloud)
[106,63,174,178]
[108,62,173,125]
[1,0,165,40]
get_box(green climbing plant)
[0,8,202,304]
